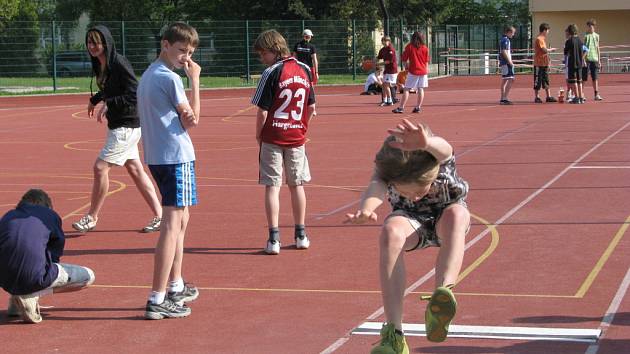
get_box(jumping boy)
[137,22,201,319]
[499,26,516,105]
[583,19,603,101]
[252,29,316,255]
[1,189,95,324]
[533,23,557,103]
[346,119,470,353]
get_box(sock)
[169,278,184,293]
[294,224,306,239]
[595,90,599,96]
[148,291,165,305]
[269,227,280,242]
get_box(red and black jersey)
[251,57,316,147]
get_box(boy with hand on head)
[533,23,557,103]
[346,119,470,353]
[252,29,316,255]
[583,19,603,101]
[499,26,516,105]
[137,22,201,319]
[0,189,95,324]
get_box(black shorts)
[567,67,582,84]
[534,66,550,90]
[582,61,599,82]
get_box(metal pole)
[352,19,356,80]
[52,21,57,92]
[399,19,404,71]
[245,20,251,83]
[121,21,126,56]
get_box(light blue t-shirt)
[137,59,195,165]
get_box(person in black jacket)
[72,25,162,234]
[1,189,95,323]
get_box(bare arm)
[177,58,201,129]
[345,171,387,224]
[312,53,319,79]
[256,108,268,145]
[388,119,453,162]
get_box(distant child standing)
[1,189,95,324]
[72,25,162,234]
[137,22,201,319]
[533,23,557,103]
[346,119,470,353]
[293,29,319,84]
[252,29,316,255]
[393,31,429,114]
[377,36,398,106]
[564,24,585,104]
[499,26,516,105]
[583,19,603,101]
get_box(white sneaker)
[594,94,603,101]
[142,216,161,233]
[72,214,97,232]
[14,295,42,323]
[296,235,310,249]
[265,240,280,255]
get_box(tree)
[0,0,21,29]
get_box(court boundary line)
[320,120,630,354]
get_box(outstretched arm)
[387,118,453,162]
[344,171,387,224]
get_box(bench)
[241,74,262,84]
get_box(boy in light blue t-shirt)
[137,22,201,320]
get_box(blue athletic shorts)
[149,161,197,207]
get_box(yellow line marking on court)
[71,111,91,120]
[574,214,630,298]
[61,179,126,220]
[221,105,255,122]
[64,139,102,151]
[456,213,499,284]
[0,106,75,119]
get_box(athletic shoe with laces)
[265,240,280,255]
[295,235,310,249]
[72,214,97,232]
[14,294,42,323]
[7,296,20,317]
[370,323,409,354]
[594,94,603,101]
[534,97,543,103]
[392,107,404,114]
[144,299,191,320]
[168,283,199,305]
[412,106,421,113]
[423,285,457,342]
[141,216,161,233]
[499,99,513,105]
[546,96,558,103]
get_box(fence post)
[52,21,57,92]
[482,24,486,52]
[352,19,356,80]
[468,25,471,75]
[245,20,251,84]
[399,19,404,71]
[301,20,305,33]
[121,21,126,56]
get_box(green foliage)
[0,1,40,76]
[0,0,21,29]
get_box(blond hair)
[162,22,199,48]
[375,135,439,186]
[87,30,107,89]
[253,29,290,58]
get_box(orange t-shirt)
[534,35,550,67]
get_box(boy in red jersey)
[251,30,316,255]
[393,31,430,114]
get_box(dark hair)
[411,31,425,48]
[504,26,515,34]
[566,24,578,36]
[162,22,199,48]
[539,23,550,33]
[87,30,108,89]
[18,189,52,209]
[586,18,597,27]
[374,135,439,185]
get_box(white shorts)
[404,73,428,89]
[383,73,398,85]
[99,127,141,166]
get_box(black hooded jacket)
[86,25,139,130]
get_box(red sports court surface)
[1,74,629,353]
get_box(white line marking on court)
[354,322,600,343]
[584,265,630,354]
[320,120,630,353]
[571,166,630,169]
[313,200,359,220]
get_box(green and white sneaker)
[370,323,409,354]
[423,285,457,342]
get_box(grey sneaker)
[14,295,42,323]
[72,215,97,233]
[594,94,603,101]
[141,216,161,233]
[144,299,191,320]
[167,283,199,305]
